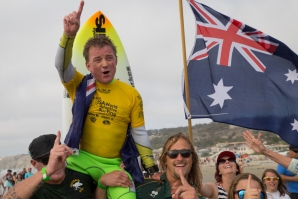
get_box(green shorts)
[66,150,136,199]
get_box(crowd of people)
[2,130,297,199]
[0,167,33,196]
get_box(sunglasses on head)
[234,189,265,199]
[218,157,235,164]
[35,156,49,165]
[263,176,279,181]
[166,149,192,159]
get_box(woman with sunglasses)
[200,151,241,199]
[261,169,290,199]
[228,173,267,199]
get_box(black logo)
[93,14,106,36]
[103,120,110,125]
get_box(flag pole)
[178,0,193,142]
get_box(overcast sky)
[0,0,297,158]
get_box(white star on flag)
[291,119,298,132]
[208,79,233,108]
[285,69,298,84]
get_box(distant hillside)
[0,154,31,171]
[148,122,287,150]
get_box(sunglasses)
[234,189,265,199]
[218,157,235,164]
[166,150,192,159]
[35,156,49,165]
[263,177,279,181]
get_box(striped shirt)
[217,184,228,199]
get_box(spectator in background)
[24,168,33,179]
[199,151,242,199]
[21,168,26,180]
[2,170,13,195]
[262,169,290,199]
[15,173,22,185]
[0,177,4,197]
[11,172,17,186]
[276,145,298,199]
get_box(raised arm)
[4,131,72,199]
[55,0,84,83]
[199,183,218,199]
[243,130,298,173]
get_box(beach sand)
[201,159,277,182]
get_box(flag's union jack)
[189,0,279,72]
[184,0,298,146]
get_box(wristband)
[288,158,298,174]
[41,167,51,182]
[97,181,107,190]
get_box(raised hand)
[63,0,84,37]
[243,130,266,154]
[172,169,197,199]
[243,175,262,199]
[46,131,72,178]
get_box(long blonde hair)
[159,133,202,192]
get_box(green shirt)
[136,173,201,199]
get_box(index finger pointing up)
[76,0,84,20]
[55,130,61,146]
[179,169,189,186]
[246,174,251,190]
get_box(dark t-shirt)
[136,173,201,199]
[30,168,96,199]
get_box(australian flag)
[183,0,298,146]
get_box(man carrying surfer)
[55,1,159,198]
[3,131,96,199]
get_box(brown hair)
[228,173,267,199]
[214,158,241,183]
[159,133,202,193]
[83,34,117,62]
[261,169,289,196]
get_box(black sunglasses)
[166,150,192,159]
[35,156,49,165]
[234,189,265,199]
[218,157,235,164]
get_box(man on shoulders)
[55,1,159,197]
[277,145,298,199]
[4,131,96,199]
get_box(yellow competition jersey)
[63,70,145,158]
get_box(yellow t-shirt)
[63,70,145,158]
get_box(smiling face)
[218,156,237,176]
[86,45,117,84]
[165,138,193,181]
[263,171,278,193]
